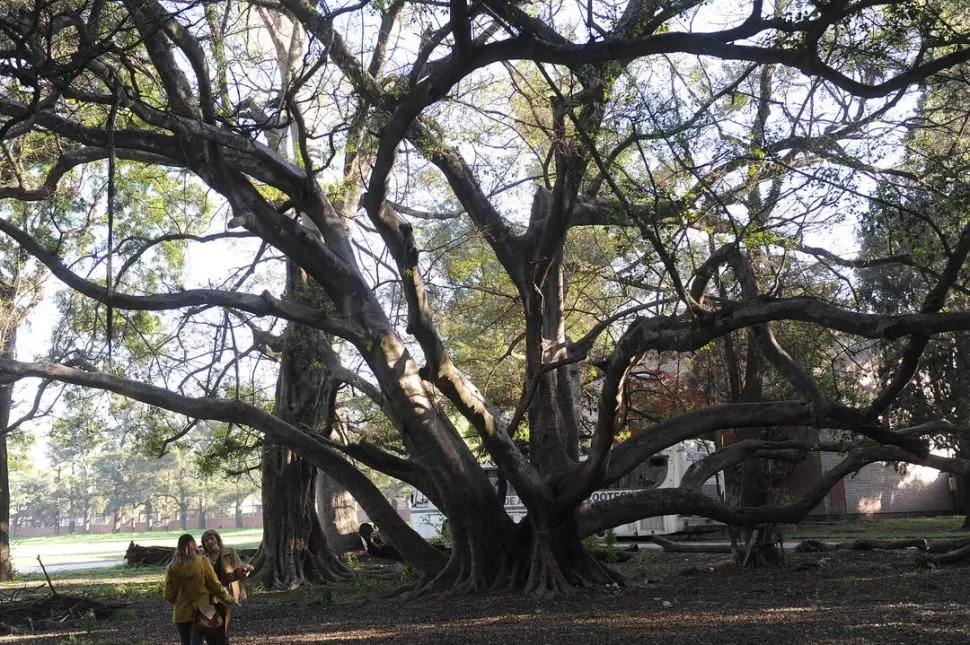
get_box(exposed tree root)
[730,525,784,568]
[523,547,572,598]
[575,554,626,586]
[402,518,624,597]
[793,539,834,553]
[406,547,469,596]
[650,535,732,554]
[791,536,970,568]
[794,538,929,553]
[519,523,624,596]
[250,544,351,591]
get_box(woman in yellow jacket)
[164,534,236,645]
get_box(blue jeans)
[175,621,204,645]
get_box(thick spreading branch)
[579,443,970,537]
[0,357,446,573]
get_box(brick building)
[772,429,958,518]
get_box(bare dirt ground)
[3,548,968,644]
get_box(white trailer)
[409,440,723,540]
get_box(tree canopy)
[4,0,970,594]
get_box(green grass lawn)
[8,516,967,577]
[2,562,167,593]
[10,527,262,569]
[784,515,968,540]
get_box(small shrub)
[437,520,452,548]
[630,550,657,566]
[602,529,620,561]
[80,608,97,633]
[399,562,418,586]
[110,607,137,621]
[352,574,394,596]
[586,604,609,618]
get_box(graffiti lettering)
[586,489,636,504]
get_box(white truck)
[409,440,723,539]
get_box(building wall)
[817,452,956,516]
[356,498,411,524]
[777,427,957,518]
[12,513,263,538]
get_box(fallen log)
[794,540,835,553]
[918,542,970,567]
[124,541,175,566]
[926,537,970,554]
[794,538,928,553]
[844,538,928,552]
[649,535,732,554]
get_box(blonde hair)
[167,533,199,570]
[200,529,224,552]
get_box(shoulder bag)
[193,603,223,634]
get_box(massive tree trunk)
[725,430,782,567]
[402,268,613,594]
[317,472,360,554]
[715,315,782,567]
[250,264,350,588]
[254,437,348,587]
[417,190,625,595]
[406,118,631,593]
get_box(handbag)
[193,603,223,633]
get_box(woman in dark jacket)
[200,529,254,645]
[164,534,235,645]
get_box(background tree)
[152,448,207,530]
[0,192,85,575]
[854,0,970,526]
[10,440,258,533]
[92,449,157,532]
[857,93,970,525]
[9,449,59,533]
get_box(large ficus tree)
[4,0,970,594]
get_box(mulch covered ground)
[2,548,968,644]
